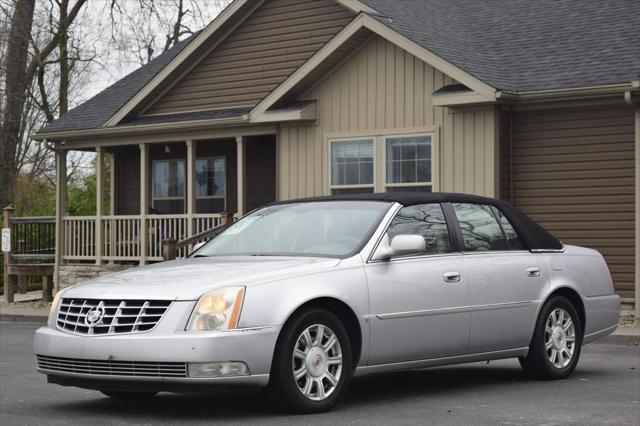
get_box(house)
[32,0,639,313]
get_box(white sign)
[1,228,10,253]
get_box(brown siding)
[510,105,636,300]
[145,0,354,115]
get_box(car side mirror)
[371,234,426,261]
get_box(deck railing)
[62,213,229,263]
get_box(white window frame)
[151,159,186,208]
[195,156,227,205]
[325,127,439,194]
[383,133,434,192]
[328,137,376,194]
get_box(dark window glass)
[386,203,451,255]
[490,206,523,250]
[452,203,507,251]
[331,187,375,195]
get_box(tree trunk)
[0,0,36,209]
[58,0,69,116]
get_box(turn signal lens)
[187,287,245,332]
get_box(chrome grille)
[36,355,187,377]
[56,298,172,335]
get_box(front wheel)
[267,309,353,413]
[519,295,583,380]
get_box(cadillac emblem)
[85,306,105,326]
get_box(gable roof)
[361,0,640,92]
[37,34,196,135]
[36,0,640,138]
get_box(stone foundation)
[57,264,132,289]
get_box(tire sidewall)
[533,296,583,379]
[269,309,353,413]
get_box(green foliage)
[14,176,56,216]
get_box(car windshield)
[195,201,391,258]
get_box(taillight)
[602,256,616,293]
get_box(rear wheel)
[267,309,353,413]
[100,390,158,399]
[519,295,582,379]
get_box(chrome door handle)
[443,272,461,283]
[526,267,541,277]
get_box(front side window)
[385,135,432,193]
[452,203,507,251]
[330,139,374,195]
[386,203,451,255]
[152,160,185,214]
[197,201,391,258]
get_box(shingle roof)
[36,34,197,135]
[362,0,640,92]
[38,0,640,136]
[118,107,251,126]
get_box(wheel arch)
[539,287,586,333]
[275,297,363,369]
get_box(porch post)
[54,148,67,293]
[95,146,104,264]
[236,136,246,216]
[186,140,197,237]
[109,152,116,215]
[139,143,149,265]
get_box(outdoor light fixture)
[164,144,170,154]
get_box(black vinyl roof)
[274,192,563,251]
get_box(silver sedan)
[34,193,620,413]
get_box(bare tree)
[0,0,35,209]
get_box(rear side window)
[387,203,451,255]
[452,203,507,251]
[490,206,523,250]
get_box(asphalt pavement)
[1,322,639,425]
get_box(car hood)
[62,256,341,300]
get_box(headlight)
[47,289,65,327]
[187,287,245,332]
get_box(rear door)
[451,203,550,353]
[365,203,470,365]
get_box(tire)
[100,390,158,399]
[267,308,353,413]
[519,295,583,380]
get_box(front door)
[365,203,470,365]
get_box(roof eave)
[496,82,637,103]
[32,115,249,141]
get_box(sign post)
[3,207,15,303]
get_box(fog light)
[188,361,250,378]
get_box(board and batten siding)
[277,35,499,199]
[145,0,354,115]
[509,105,636,301]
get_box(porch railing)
[62,213,230,263]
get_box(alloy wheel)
[544,307,576,369]
[291,324,343,401]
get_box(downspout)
[624,81,639,321]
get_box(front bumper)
[34,324,280,389]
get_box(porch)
[51,131,276,288]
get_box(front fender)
[237,255,370,364]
